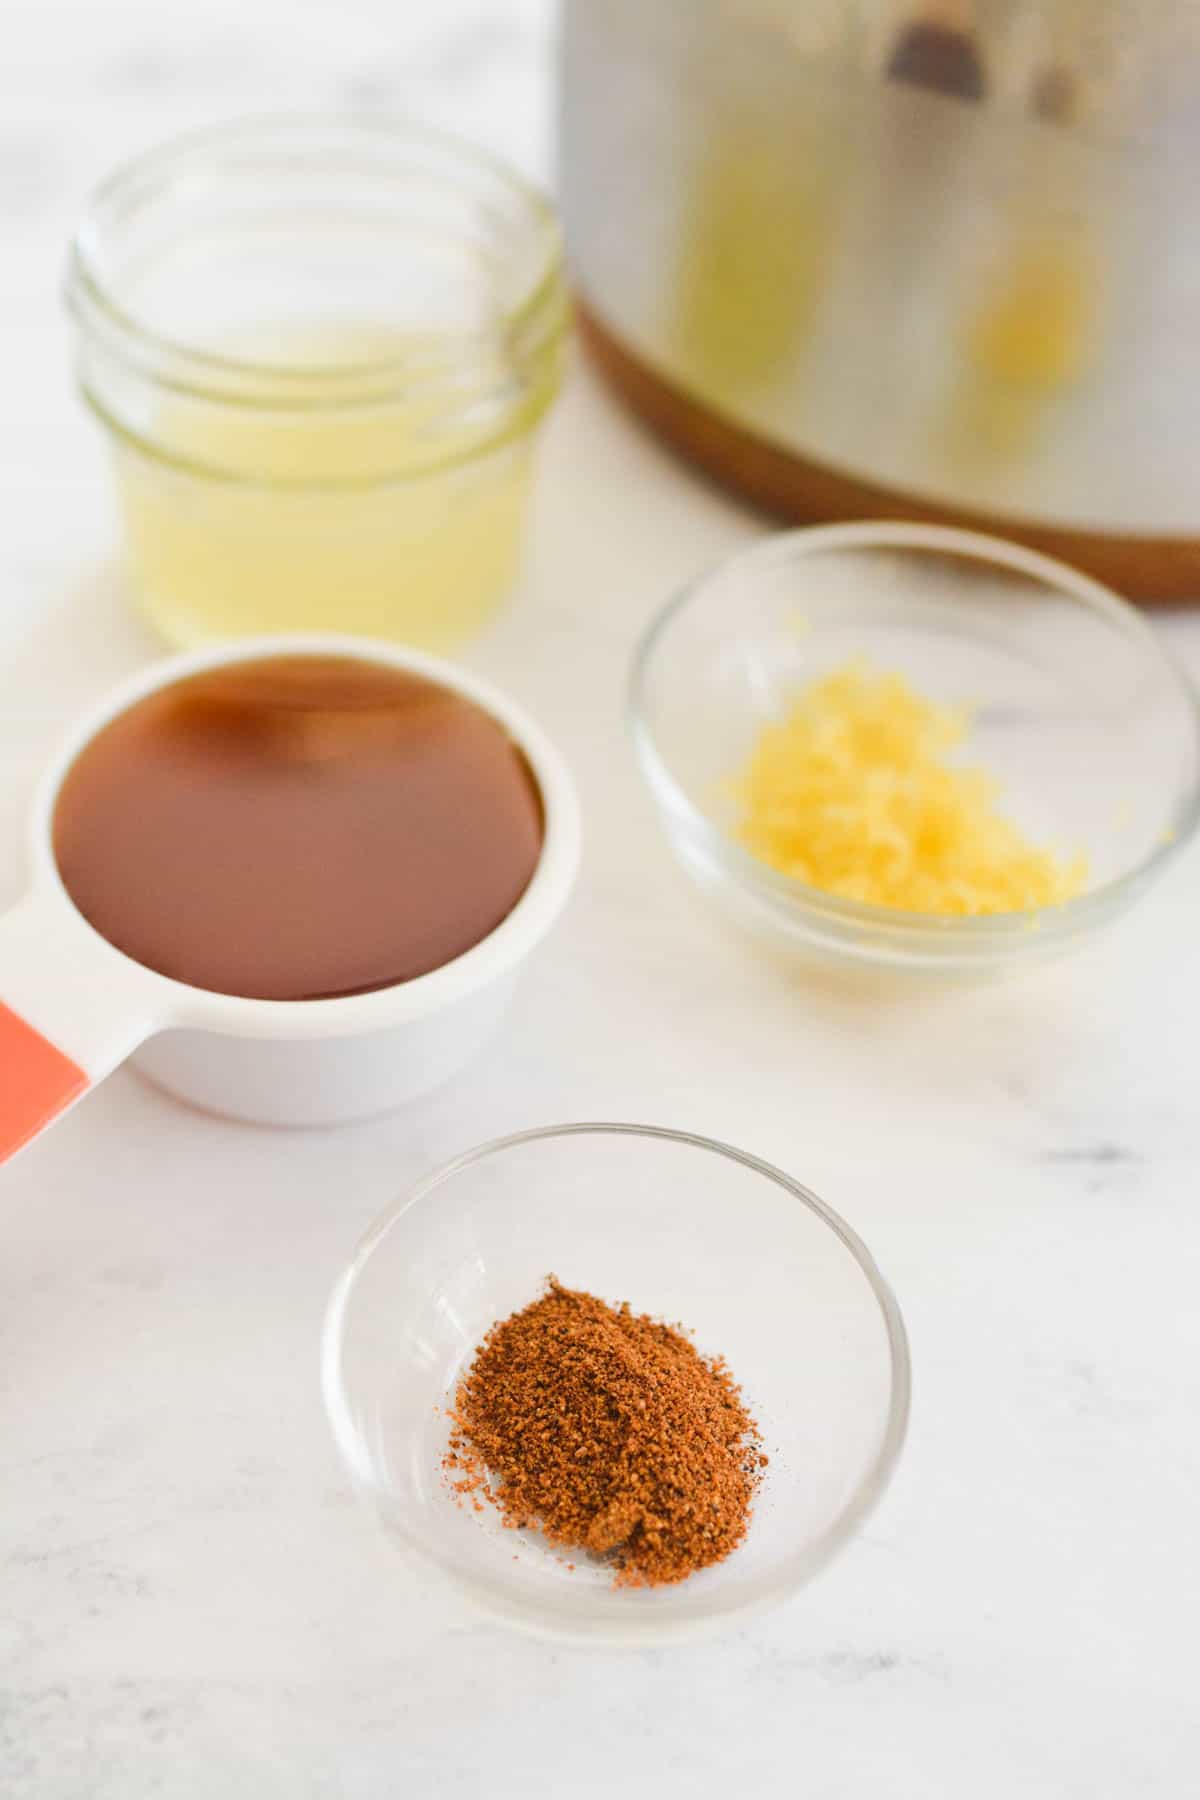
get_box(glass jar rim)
[64,112,565,410]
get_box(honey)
[52,655,544,1001]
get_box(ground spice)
[443,1278,764,1588]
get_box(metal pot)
[560,0,1200,600]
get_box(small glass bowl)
[65,117,567,650]
[630,522,1200,974]
[321,1123,909,1646]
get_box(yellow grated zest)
[732,663,1087,915]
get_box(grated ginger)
[732,663,1086,915]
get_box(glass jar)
[66,118,567,649]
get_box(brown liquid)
[53,656,545,1001]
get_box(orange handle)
[0,1001,89,1164]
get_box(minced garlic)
[732,663,1086,915]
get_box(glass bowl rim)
[320,1119,912,1638]
[629,521,1200,950]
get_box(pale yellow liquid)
[113,328,541,649]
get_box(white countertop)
[4,4,1200,1794]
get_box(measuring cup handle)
[0,893,159,1166]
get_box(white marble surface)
[4,4,1200,1795]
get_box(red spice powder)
[443,1277,765,1588]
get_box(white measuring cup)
[0,634,580,1164]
